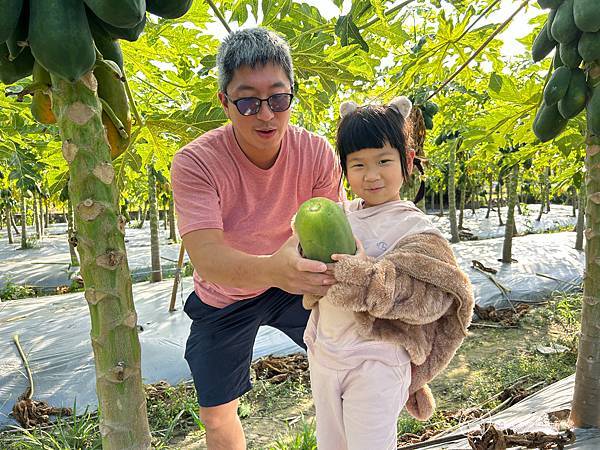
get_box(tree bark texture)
[571,62,600,428]
[50,73,151,449]
[501,165,518,263]
[448,140,460,243]
[168,192,177,243]
[5,204,13,244]
[576,183,586,251]
[67,198,79,267]
[148,163,162,282]
[20,190,27,249]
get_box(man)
[170,27,344,449]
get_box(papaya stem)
[13,334,34,399]
[123,73,144,127]
[427,0,530,101]
[99,98,129,139]
[359,0,416,30]
[205,0,232,34]
[455,0,502,42]
[9,82,50,101]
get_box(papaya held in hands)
[293,197,357,264]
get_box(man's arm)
[183,229,336,296]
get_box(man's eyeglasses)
[224,93,294,116]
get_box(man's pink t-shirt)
[171,123,344,308]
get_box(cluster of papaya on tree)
[417,101,439,130]
[434,130,461,146]
[531,0,600,142]
[0,0,193,158]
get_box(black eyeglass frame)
[223,92,294,116]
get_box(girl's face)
[346,142,415,208]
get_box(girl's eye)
[350,163,363,168]
[379,159,392,164]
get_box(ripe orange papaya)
[95,62,131,159]
[30,62,56,124]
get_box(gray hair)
[216,28,294,93]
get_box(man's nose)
[256,101,275,121]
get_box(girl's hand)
[330,236,366,263]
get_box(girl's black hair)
[336,104,425,204]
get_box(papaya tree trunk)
[44,197,49,228]
[20,191,27,249]
[50,73,151,449]
[571,62,600,427]
[458,180,466,229]
[501,165,519,263]
[575,182,586,251]
[11,212,19,236]
[497,178,504,226]
[67,198,79,268]
[448,141,460,243]
[486,174,493,219]
[430,189,435,212]
[438,187,444,217]
[138,202,148,229]
[470,185,476,214]
[572,186,578,217]
[168,193,177,243]
[148,163,162,282]
[33,192,41,239]
[6,204,14,244]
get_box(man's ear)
[218,92,230,119]
[406,150,416,175]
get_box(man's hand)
[269,235,337,296]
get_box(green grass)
[0,280,36,301]
[270,420,317,450]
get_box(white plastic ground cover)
[0,231,585,428]
[0,205,577,292]
[428,204,577,241]
[414,374,600,449]
[0,223,188,292]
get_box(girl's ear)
[406,149,416,175]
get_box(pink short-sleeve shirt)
[171,123,344,308]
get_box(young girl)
[302,97,475,450]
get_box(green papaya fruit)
[551,0,579,43]
[553,50,564,68]
[423,101,439,116]
[294,197,356,263]
[0,43,34,84]
[532,23,557,62]
[544,66,571,105]
[559,39,582,67]
[0,0,22,44]
[538,0,564,8]
[558,68,587,119]
[95,61,131,159]
[589,85,600,136]
[6,0,27,59]
[423,113,434,130]
[573,0,600,33]
[533,102,568,142]
[146,0,193,19]
[89,17,124,69]
[84,0,145,28]
[96,13,147,42]
[29,0,96,82]
[578,31,600,62]
[547,9,558,40]
[30,62,56,125]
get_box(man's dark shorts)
[183,288,310,407]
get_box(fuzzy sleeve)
[326,253,454,325]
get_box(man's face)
[218,63,293,161]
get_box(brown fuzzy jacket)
[303,232,475,421]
